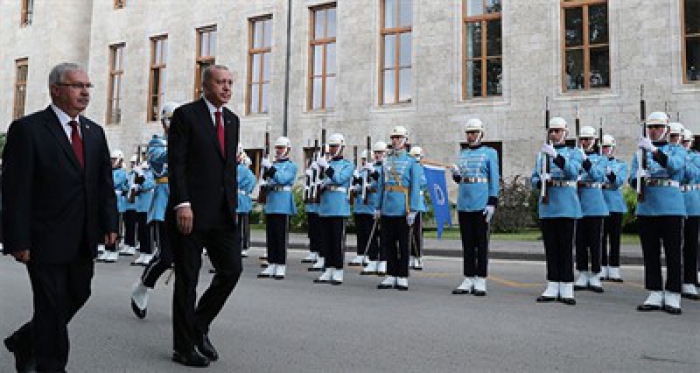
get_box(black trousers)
[124,209,138,247]
[321,217,346,269]
[123,210,152,253]
[355,213,379,257]
[141,221,173,288]
[459,211,490,277]
[266,214,290,265]
[105,213,124,252]
[307,213,322,255]
[541,218,575,282]
[410,213,424,258]
[683,216,699,285]
[381,216,410,277]
[9,254,94,371]
[638,216,683,293]
[169,220,242,353]
[237,214,251,250]
[602,212,623,267]
[575,216,604,273]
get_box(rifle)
[637,85,647,202]
[350,145,358,206]
[362,136,372,205]
[312,129,327,203]
[304,139,319,203]
[127,145,147,203]
[599,118,604,156]
[575,105,581,149]
[257,127,271,204]
[541,97,550,204]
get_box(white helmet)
[130,155,138,163]
[579,126,596,139]
[646,112,669,126]
[274,136,291,148]
[602,134,616,147]
[111,149,124,160]
[409,146,423,158]
[160,102,180,127]
[683,129,694,142]
[463,118,484,133]
[373,141,388,152]
[390,126,408,138]
[360,149,369,159]
[549,117,568,130]
[328,133,345,146]
[669,122,685,135]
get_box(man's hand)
[104,232,118,247]
[177,206,194,235]
[11,250,30,264]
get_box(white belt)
[461,177,488,184]
[550,180,577,188]
[578,182,603,189]
[326,186,347,193]
[271,186,292,192]
[645,179,679,188]
[681,184,700,192]
[602,183,617,190]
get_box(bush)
[491,175,538,233]
[622,186,638,233]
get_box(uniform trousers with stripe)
[321,217,347,269]
[575,216,604,274]
[682,216,699,285]
[541,218,575,283]
[265,214,290,265]
[638,216,683,293]
[237,214,250,251]
[602,212,623,267]
[381,216,410,277]
[459,211,490,277]
[141,221,173,288]
[307,212,323,256]
[355,213,379,258]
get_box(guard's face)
[374,151,385,162]
[683,141,693,150]
[466,131,480,144]
[390,136,405,150]
[51,70,91,115]
[329,145,343,156]
[647,125,666,141]
[602,146,614,156]
[548,129,565,143]
[203,68,233,107]
[579,138,594,150]
[669,134,681,144]
[275,146,287,157]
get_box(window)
[107,44,125,125]
[20,0,34,27]
[309,4,337,111]
[380,0,412,105]
[114,0,125,9]
[463,0,502,99]
[562,0,610,91]
[683,0,700,83]
[13,59,28,120]
[148,35,168,122]
[195,26,217,99]
[247,16,273,114]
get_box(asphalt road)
[1,249,698,372]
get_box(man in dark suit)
[2,63,118,372]
[168,65,242,367]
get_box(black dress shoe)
[663,305,682,315]
[609,278,624,283]
[172,350,210,367]
[308,267,322,272]
[573,285,587,291]
[637,304,662,312]
[395,285,408,291]
[452,289,470,295]
[197,335,219,361]
[472,290,487,297]
[589,286,604,293]
[681,293,700,301]
[536,296,556,303]
[131,299,147,319]
[559,297,576,306]
[5,336,36,372]
[377,283,394,289]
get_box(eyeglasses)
[56,83,94,90]
[647,125,665,129]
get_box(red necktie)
[215,110,225,158]
[69,120,84,168]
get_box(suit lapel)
[42,107,82,170]
[196,99,225,160]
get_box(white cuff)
[174,202,191,210]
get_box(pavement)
[249,229,645,264]
[1,249,698,372]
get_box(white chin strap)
[331,145,343,158]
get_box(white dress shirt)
[50,104,82,142]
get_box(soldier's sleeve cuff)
[487,196,498,206]
[452,175,462,183]
[175,202,191,210]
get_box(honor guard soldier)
[574,126,609,293]
[306,144,331,272]
[259,137,297,280]
[237,150,256,258]
[131,160,155,266]
[350,150,374,266]
[99,150,128,262]
[314,133,354,285]
[680,128,700,300]
[361,141,388,276]
[376,126,422,291]
[450,118,499,296]
[600,134,628,282]
[532,117,583,305]
[131,102,178,319]
[631,112,686,314]
[119,155,140,259]
[408,146,427,270]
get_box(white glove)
[353,169,361,179]
[373,210,382,220]
[261,158,272,169]
[305,169,313,177]
[316,157,329,169]
[131,184,141,192]
[311,161,319,171]
[541,143,557,158]
[363,163,375,173]
[133,166,144,176]
[636,168,650,179]
[638,137,657,153]
[605,166,613,176]
[483,205,496,223]
[540,173,551,183]
[450,164,460,174]
[406,212,417,226]
[115,189,121,197]
[579,148,588,161]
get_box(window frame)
[194,25,217,100]
[379,0,413,106]
[246,15,273,115]
[106,43,125,125]
[560,0,610,92]
[308,3,337,111]
[148,35,168,122]
[20,0,34,27]
[13,58,29,120]
[462,0,503,100]
[682,0,700,84]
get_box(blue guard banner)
[423,165,452,239]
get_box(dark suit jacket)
[168,98,240,231]
[1,106,118,264]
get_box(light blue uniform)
[146,135,168,223]
[578,151,609,217]
[531,145,583,219]
[237,164,256,214]
[629,143,686,216]
[264,159,298,215]
[319,158,354,217]
[353,163,382,215]
[113,168,128,213]
[454,145,500,211]
[682,150,700,217]
[602,158,628,214]
[134,168,155,214]
[305,203,319,214]
[378,150,422,216]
